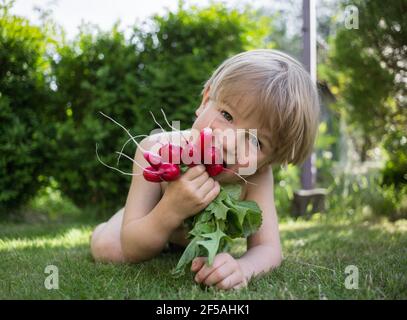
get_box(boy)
[90,49,320,290]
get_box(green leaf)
[243,208,262,237]
[221,184,242,200]
[188,219,216,237]
[193,209,213,224]
[196,224,227,265]
[225,199,247,226]
[173,186,263,276]
[210,199,230,221]
[171,237,202,277]
[225,210,243,238]
[229,199,262,237]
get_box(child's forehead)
[217,91,269,128]
[216,93,272,147]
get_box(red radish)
[143,151,162,169]
[159,143,183,164]
[206,164,224,177]
[181,143,200,167]
[143,166,162,182]
[159,163,181,181]
[198,127,213,155]
[203,144,225,176]
[203,146,223,165]
[98,111,254,185]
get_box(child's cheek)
[237,153,258,176]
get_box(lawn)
[1,216,406,299]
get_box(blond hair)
[201,49,320,166]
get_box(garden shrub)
[0,12,55,215]
[50,4,272,215]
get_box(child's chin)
[213,171,228,182]
[215,169,240,184]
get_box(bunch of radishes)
[96,111,251,184]
[142,128,225,183]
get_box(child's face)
[192,88,271,183]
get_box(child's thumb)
[191,257,205,272]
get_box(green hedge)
[49,4,272,215]
[0,14,56,214]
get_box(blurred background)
[1,0,406,223]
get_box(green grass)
[1,216,406,299]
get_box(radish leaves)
[171,186,262,277]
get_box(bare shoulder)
[241,164,274,201]
[140,129,191,154]
[135,129,191,194]
[123,130,192,225]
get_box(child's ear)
[195,86,210,117]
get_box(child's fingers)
[191,257,206,272]
[232,281,248,290]
[201,181,220,204]
[203,262,235,286]
[191,170,210,188]
[183,165,206,181]
[216,272,243,290]
[194,256,227,284]
[197,178,215,196]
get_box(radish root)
[99,111,149,154]
[117,134,149,165]
[96,143,141,176]
[159,108,190,145]
[149,111,167,133]
[115,151,156,173]
[222,167,258,186]
[97,111,259,185]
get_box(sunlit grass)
[0,218,406,299]
[0,226,92,251]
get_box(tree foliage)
[50,3,273,214]
[0,9,55,213]
[321,0,406,185]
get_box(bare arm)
[237,165,283,281]
[120,134,220,263]
[121,199,184,262]
[120,136,181,262]
[191,165,283,290]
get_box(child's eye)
[221,110,233,122]
[247,133,262,149]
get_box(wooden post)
[301,0,317,190]
[291,0,328,217]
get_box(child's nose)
[212,129,221,146]
[210,125,223,145]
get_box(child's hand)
[191,253,248,290]
[161,165,220,221]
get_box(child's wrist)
[237,257,254,283]
[153,199,184,233]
